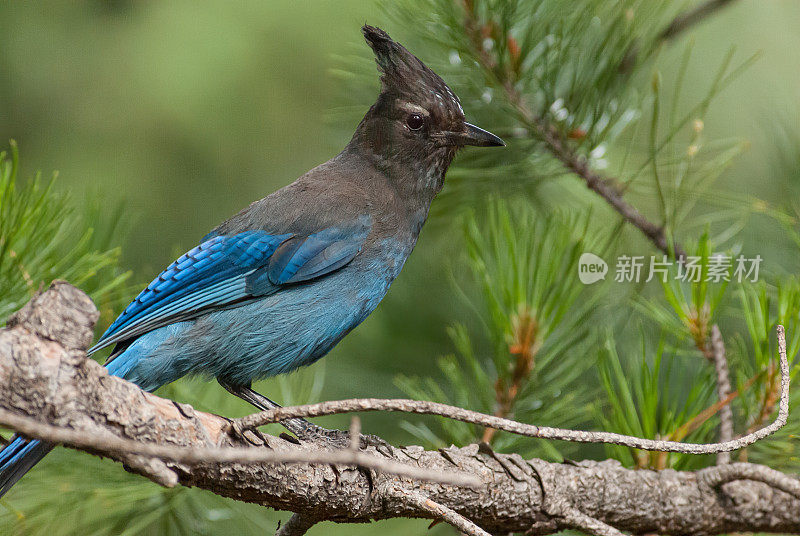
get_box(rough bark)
[1,282,799,535]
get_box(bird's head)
[351,25,504,193]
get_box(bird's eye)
[406,113,425,131]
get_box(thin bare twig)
[562,509,626,536]
[386,486,491,536]
[348,416,361,452]
[699,462,800,500]
[0,407,480,488]
[711,324,734,464]
[275,513,319,536]
[236,325,790,455]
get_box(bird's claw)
[294,424,392,454]
[357,432,394,456]
[228,419,270,447]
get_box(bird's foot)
[293,421,392,454]
[227,419,271,447]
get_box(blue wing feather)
[268,215,372,285]
[89,217,372,356]
[89,231,291,354]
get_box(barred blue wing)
[89,216,372,355]
[267,216,373,285]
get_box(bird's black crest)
[361,25,395,58]
[361,24,462,117]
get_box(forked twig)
[385,486,491,536]
[275,513,318,536]
[236,326,790,456]
[699,462,800,499]
[562,509,625,536]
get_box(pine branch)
[458,9,686,260]
[2,282,800,535]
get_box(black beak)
[439,123,505,147]
[463,122,505,147]
[451,123,505,147]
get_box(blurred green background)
[2,0,800,534]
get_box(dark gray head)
[350,25,504,193]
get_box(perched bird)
[0,25,503,496]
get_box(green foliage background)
[2,1,800,535]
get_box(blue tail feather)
[0,437,53,497]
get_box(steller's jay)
[0,25,503,496]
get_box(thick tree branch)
[2,282,800,535]
[0,405,479,487]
